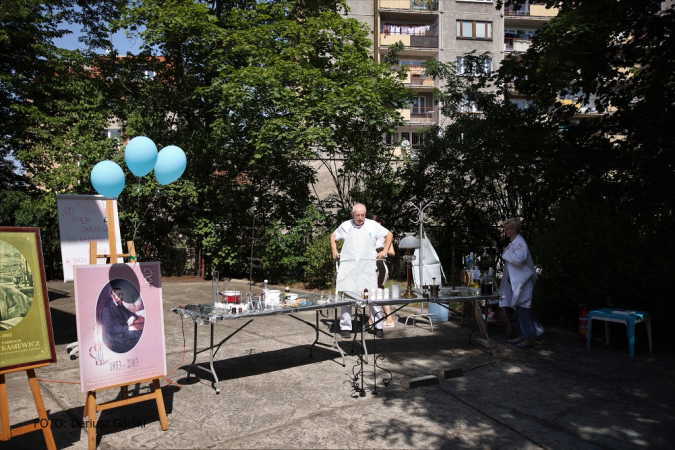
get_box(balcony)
[398,107,439,123]
[380,24,439,50]
[401,65,436,88]
[504,3,559,17]
[380,0,439,13]
[504,36,532,53]
[504,2,558,27]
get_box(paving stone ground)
[3,279,674,449]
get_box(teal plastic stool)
[586,308,652,358]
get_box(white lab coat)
[499,234,537,308]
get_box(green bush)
[304,233,341,289]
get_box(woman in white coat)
[499,218,544,347]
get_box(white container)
[391,285,400,298]
[266,289,281,306]
[383,289,390,299]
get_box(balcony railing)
[380,0,439,12]
[381,31,439,49]
[409,75,435,87]
[504,36,532,52]
[398,107,439,123]
[505,3,558,17]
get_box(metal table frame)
[172,292,499,394]
[172,297,353,394]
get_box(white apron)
[336,226,378,295]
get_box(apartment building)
[345,0,558,154]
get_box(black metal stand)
[350,305,393,397]
[351,307,367,397]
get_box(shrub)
[304,233,342,289]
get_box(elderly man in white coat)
[499,217,544,348]
[331,203,393,339]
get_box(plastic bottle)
[262,280,269,309]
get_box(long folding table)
[172,291,499,394]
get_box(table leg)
[333,309,346,367]
[187,322,198,379]
[605,321,611,345]
[467,300,492,355]
[310,311,319,357]
[647,319,653,353]
[480,301,492,355]
[209,323,221,393]
[626,319,636,358]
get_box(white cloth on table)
[412,236,447,289]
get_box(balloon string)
[118,188,161,243]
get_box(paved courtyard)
[3,278,674,449]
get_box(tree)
[112,0,410,277]
[1,0,126,276]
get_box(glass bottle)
[481,273,493,295]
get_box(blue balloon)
[91,161,125,197]
[154,145,187,185]
[124,136,158,177]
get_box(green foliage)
[2,0,410,279]
[304,232,341,289]
[109,0,410,278]
[261,206,328,283]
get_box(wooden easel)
[84,199,168,450]
[89,199,137,265]
[0,362,56,449]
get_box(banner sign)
[74,262,166,392]
[0,227,56,371]
[56,194,123,282]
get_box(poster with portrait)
[74,262,165,392]
[0,227,56,371]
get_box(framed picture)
[74,262,166,392]
[0,227,56,372]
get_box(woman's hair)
[502,217,522,232]
[371,214,385,226]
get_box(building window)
[382,132,395,145]
[104,129,122,139]
[411,96,427,114]
[456,20,492,40]
[510,98,532,109]
[459,96,482,113]
[456,57,492,75]
[411,132,425,147]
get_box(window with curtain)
[456,20,493,40]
